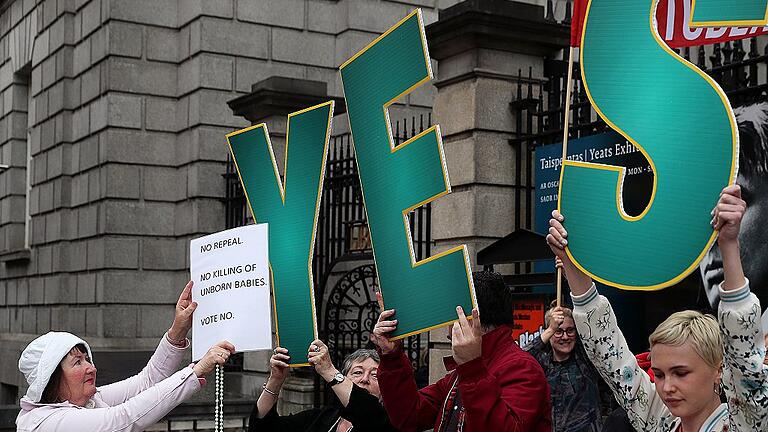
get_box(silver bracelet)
[262,383,279,397]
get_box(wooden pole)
[557,45,576,308]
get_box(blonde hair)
[648,310,723,369]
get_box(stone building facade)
[0,0,573,428]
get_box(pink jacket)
[16,333,202,432]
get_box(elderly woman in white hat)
[16,281,235,432]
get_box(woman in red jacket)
[371,271,552,432]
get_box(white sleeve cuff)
[571,283,599,310]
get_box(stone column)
[425,0,568,381]
[226,76,344,412]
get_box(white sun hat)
[18,332,94,403]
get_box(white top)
[571,281,768,432]
[16,333,202,432]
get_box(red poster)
[511,297,546,347]
[570,0,768,49]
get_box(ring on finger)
[313,345,320,352]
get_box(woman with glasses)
[249,340,396,432]
[525,301,613,431]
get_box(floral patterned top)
[571,281,768,432]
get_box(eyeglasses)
[554,327,577,338]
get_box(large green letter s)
[340,10,475,338]
[558,0,742,290]
[227,102,333,365]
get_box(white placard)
[190,223,272,361]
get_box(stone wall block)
[47,80,63,115]
[102,201,174,236]
[102,304,137,337]
[46,144,63,178]
[88,95,106,134]
[90,26,107,65]
[474,78,514,132]
[177,56,200,96]
[36,306,51,333]
[84,306,102,336]
[137,305,173,338]
[37,244,53,274]
[431,188,474,241]
[190,198,224,234]
[38,181,53,213]
[237,0,304,30]
[71,105,90,141]
[80,65,101,104]
[44,210,61,243]
[307,0,339,34]
[86,166,99,201]
[64,76,80,109]
[22,307,35,333]
[0,308,8,332]
[347,1,413,33]
[183,126,231,163]
[109,0,178,28]
[178,0,233,27]
[187,161,223,198]
[188,89,248,128]
[145,96,177,132]
[28,277,44,304]
[433,79,476,137]
[106,58,177,97]
[146,26,178,63]
[72,37,91,77]
[1,195,25,223]
[80,0,100,38]
[108,21,142,58]
[60,240,86,271]
[60,208,78,241]
[31,28,49,68]
[34,92,48,124]
[107,93,142,129]
[195,18,268,59]
[56,41,74,81]
[141,237,185,270]
[97,270,182,304]
[10,307,22,333]
[272,28,334,68]
[44,274,76,304]
[76,272,95,303]
[77,203,98,238]
[199,54,233,90]
[142,166,182,202]
[100,129,176,166]
[103,163,140,199]
[70,172,87,206]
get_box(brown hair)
[40,344,88,404]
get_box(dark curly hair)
[472,270,514,329]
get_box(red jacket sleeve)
[377,349,451,432]
[457,355,551,432]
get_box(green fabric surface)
[559,0,736,289]
[227,103,333,365]
[340,11,475,338]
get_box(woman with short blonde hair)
[547,185,768,432]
